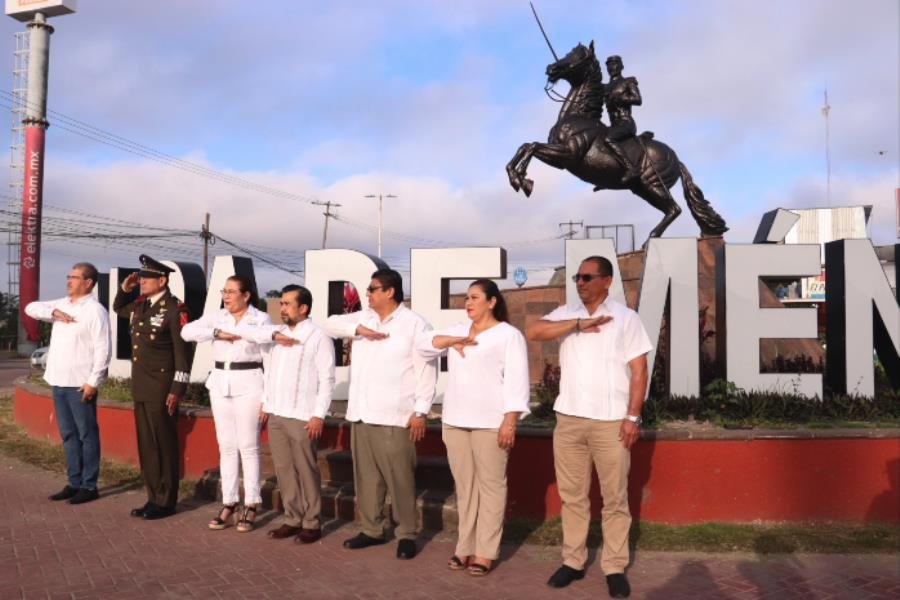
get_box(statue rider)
[603,55,641,183]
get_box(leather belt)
[214,361,263,371]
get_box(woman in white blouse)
[418,279,530,576]
[181,275,272,532]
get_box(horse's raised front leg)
[517,142,576,197]
[506,143,534,193]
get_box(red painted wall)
[14,386,899,524]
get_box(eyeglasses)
[571,273,606,283]
[220,289,242,295]
[66,275,85,280]
[366,285,384,294]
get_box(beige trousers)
[442,425,510,560]
[351,422,418,540]
[553,413,631,574]
[268,415,322,529]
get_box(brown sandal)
[468,562,492,577]
[448,555,469,570]
[236,505,258,533]
[208,503,237,530]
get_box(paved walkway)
[1,455,897,599]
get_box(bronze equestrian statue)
[506,41,728,240]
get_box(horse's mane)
[574,59,605,119]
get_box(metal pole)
[365,193,396,258]
[202,212,210,278]
[17,11,53,356]
[321,202,329,249]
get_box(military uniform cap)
[138,254,174,278]
[606,55,623,64]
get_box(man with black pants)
[114,255,193,520]
[26,262,111,505]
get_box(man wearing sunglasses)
[526,256,651,598]
[325,268,438,561]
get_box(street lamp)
[364,193,396,258]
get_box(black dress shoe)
[396,539,417,560]
[68,488,99,505]
[342,532,386,550]
[606,573,630,598]
[49,486,78,501]
[143,504,176,520]
[130,502,152,518]
[547,565,585,588]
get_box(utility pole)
[201,212,211,278]
[822,88,832,207]
[364,193,396,258]
[313,200,341,249]
[558,219,583,239]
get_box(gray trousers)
[351,422,418,540]
[268,415,322,529]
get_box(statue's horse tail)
[677,161,728,236]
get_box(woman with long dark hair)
[181,274,272,532]
[418,279,530,576]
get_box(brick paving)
[1,455,898,599]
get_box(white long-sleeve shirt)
[25,295,111,389]
[418,320,531,429]
[325,304,437,427]
[180,305,272,397]
[264,319,335,421]
[541,299,653,420]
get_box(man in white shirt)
[25,262,111,505]
[325,268,437,560]
[527,256,652,598]
[264,284,335,544]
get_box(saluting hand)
[356,325,389,341]
[579,315,613,333]
[122,272,139,292]
[272,332,299,347]
[216,331,241,343]
[52,309,76,324]
[450,336,478,357]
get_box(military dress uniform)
[113,256,193,515]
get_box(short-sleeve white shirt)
[542,298,652,420]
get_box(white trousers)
[210,390,263,505]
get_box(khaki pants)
[553,413,631,574]
[268,415,322,529]
[442,425,509,560]
[351,422,418,540]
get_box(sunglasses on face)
[366,285,384,294]
[571,273,606,283]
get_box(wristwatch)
[625,414,642,426]
[213,328,221,339]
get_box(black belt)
[214,361,263,371]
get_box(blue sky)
[0,0,897,296]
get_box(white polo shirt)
[418,320,531,429]
[542,298,652,421]
[325,304,437,427]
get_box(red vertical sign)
[19,126,45,342]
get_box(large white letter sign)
[637,239,700,397]
[305,249,388,399]
[719,244,823,396]
[564,239,625,305]
[409,247,506,330]
[825,240,899,396]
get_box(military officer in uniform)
[114,255,193,520]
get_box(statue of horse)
[506,42,728,239]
